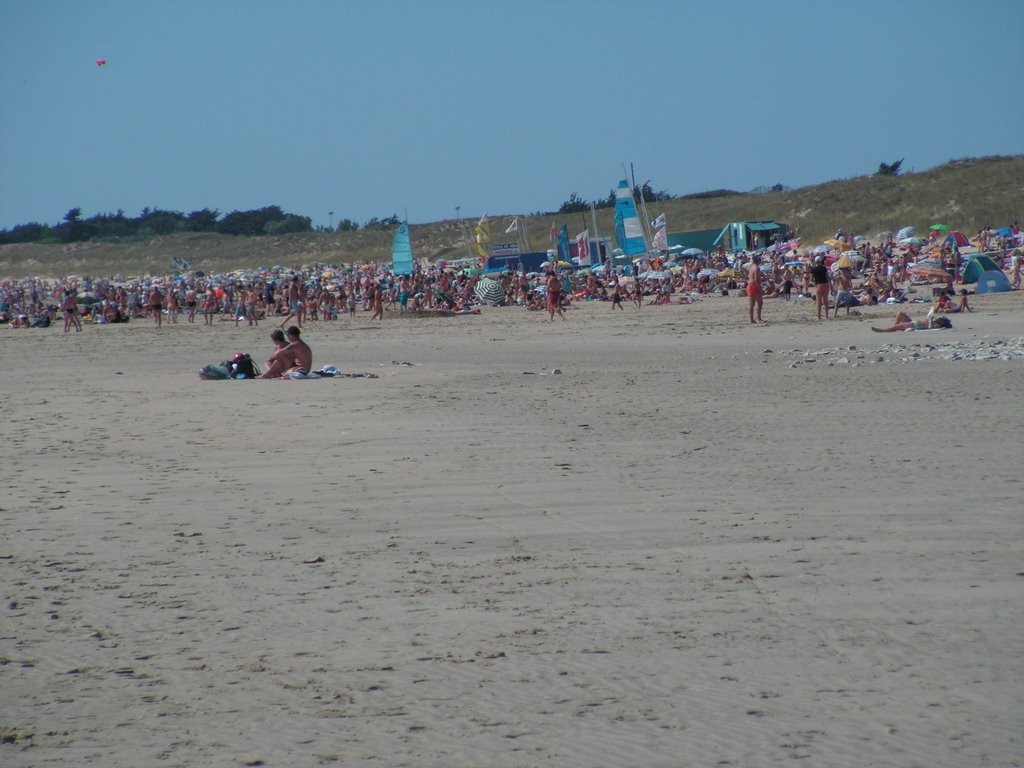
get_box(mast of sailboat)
[455,205,475,261]
[405,208,413,270]
[519,216,531,253]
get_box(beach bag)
[227,353,259,379]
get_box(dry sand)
[2,291,1022,767]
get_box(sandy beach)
[2,292,1022,767]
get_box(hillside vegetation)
[2,156,1021,279]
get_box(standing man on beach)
[746,254,764,324]
[546,270,565,321]
[149,284,164,327]
[809,256,831,320]
[279,275,305,329]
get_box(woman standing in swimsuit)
[746,254,764,324]
[809,256,831,320]
[165,286,179,324]
[62,289,81,333]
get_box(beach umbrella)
[681,247,705,257]
[946,231,971,248]
[907,265,951,281]
[697,268,720,278]
[833,255,856,269]
[896,226,917,240]
[900,237,927,246]
[813,245,833,254]
[784,261,805,268]
[639,271,669,279]
[823,238,845,250]
[435,289,457,308]
[719,268,743,279]
[474,278,505,304]
[930,223,951,231]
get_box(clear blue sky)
[2,0,1022,231]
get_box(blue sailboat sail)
[614,179,647,256]
[391,221,414,275]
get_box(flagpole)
[590,203,601,267]
[455,206,474,261]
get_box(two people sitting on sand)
[261,326,312,378]
[933,290,973,314]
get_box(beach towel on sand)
[281,366,380,380]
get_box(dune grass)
[1,156,1021,279]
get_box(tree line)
[552,181,793,215]
[554,182,675,215]
[3,173,807,245]
[0,205,324,245]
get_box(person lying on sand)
[871,312,952,332]
[261,325,313,377]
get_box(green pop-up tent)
[961,256,1002,284]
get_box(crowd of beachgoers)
[2,224,1021,331]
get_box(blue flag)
[557,225,570,263]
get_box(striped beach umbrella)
[473,278,505,304]
[896,226,917,240]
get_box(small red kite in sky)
[96,59,107,66]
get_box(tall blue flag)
[557,225,570,263]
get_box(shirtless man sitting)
[261,325,313,378]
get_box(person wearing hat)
[809,255,831,320]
